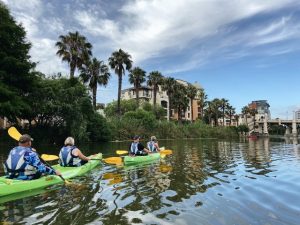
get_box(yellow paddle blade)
[116,150,128,155]
[8,126,22,141]
[103,157,123,165]
[160,149,173,155]
[160,154,166,158]
[41,154,59,161]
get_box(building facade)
[121,80,203,121]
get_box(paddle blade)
[41,154,59,161]
[103,157,123,165]
[8,127,22,141]
[116,150,128,155]
[160,149,173,155]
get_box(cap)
[133,135,140,140]
[19,134,33,143]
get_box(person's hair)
[64,137,75,146]
[150,136,157,142]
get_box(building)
[248,100,271,121]
[121,80,203,121]
[295,110,300,120]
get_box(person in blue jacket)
[59,137,90,167]
[129,135,151,156]
[4,134,61,180]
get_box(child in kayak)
[59,137,90,167]
[129,135,151,156]
[4,134,61,180]
[147,136,160,152]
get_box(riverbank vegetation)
[0,3,242,144]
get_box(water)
[1,138,300,225]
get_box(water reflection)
[1,139,300,225]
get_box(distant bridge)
[255,117,300,136]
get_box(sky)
[3,0,300,119]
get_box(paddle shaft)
[38,154,66,182]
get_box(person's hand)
[55,170,62,176]
[31,148,37,152]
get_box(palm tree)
[147,71,163,111]
[128,67,146,106]
[162,77,176,121]
[241,106,250,124]
[197,89,207,119]
[226,105,235,126]
[211,98,222,126]
[80,58,110,109]
[186,84,198,122]
[172,83,189,122]
[220,98,229,126]
[56,31,92,78]
[108,49,133,116]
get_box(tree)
[0,2,37,122]
[104,99,138,118]
[197,89,207,119]
[147,71,163,111]
[128,67,146,106]
[220,98,229,126]
[226,105,235,126]
[162,77,177,121]
[56,31,92,78]
[108,49,132,116]
[211,98,222,126]
[186,84,198,122]
[172,83,189,122]
[80,58,110,109]
[241,106,250,124]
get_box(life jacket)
[59,146,80,166]
[147,141,157,152]
[130,142,139,155]
[4,146,37,178]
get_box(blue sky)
[3,0,300,119]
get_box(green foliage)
[87,113,111,142]
[0,3,37,121]
[236,125,249,133]
[104,99,138,117]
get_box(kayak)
[0,153,102,197]
[124,152,160,165]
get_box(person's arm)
[24,151,57,175]
[73,148,90,161]
[155,143,160,151]
[139,143,151,153]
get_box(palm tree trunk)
[223,108,225,126]
[117,72,122,116]
[92,86,97,110]
[168,96,171,121]
[135,85,139,106]
[190,98,194,122]
[153,87,157,111]
[70,64,75,79]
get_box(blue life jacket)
[130,142,139,155]
[147,141,157,152]
[59,146,80,167]
[4,146,37,178]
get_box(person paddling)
[129,135,151,156]
[59,137,90,167]
[147,136,160,152]
[4,134,61,180]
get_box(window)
[188,113,190,118]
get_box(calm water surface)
[0,138,300,225]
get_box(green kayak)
[0,153,102,197]
[124,152,160,165]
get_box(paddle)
[116,147,173,155]
[7,127,68,183]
